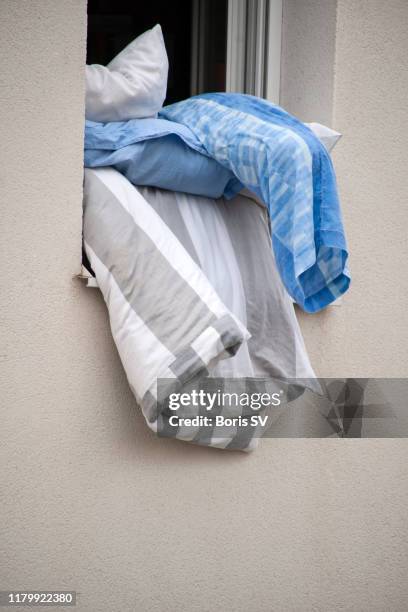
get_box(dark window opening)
[84,1,228,276]
[86,0,228,104]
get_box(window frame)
[226,0,282,103]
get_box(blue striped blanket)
[160,93,350,313]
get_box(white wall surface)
[280,0,337,125]
[1,1,407,611]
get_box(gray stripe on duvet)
[83,172,217,354]
[169,347,209,383]
[137,186,202,267]
[217,194,297,378]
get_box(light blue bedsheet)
[84,118,243,199]
[160,94,350,312]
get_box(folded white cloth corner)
[85,24,168,122]
[305,122,341,152]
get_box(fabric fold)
[83,167,251,447]
[160,93,350,312]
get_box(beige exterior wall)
[281,0,337,125]
[283,0,408,380]
[1,1,407,611]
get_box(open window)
[86,0,282,102]
[87,0,229,104]
[82,0,283,283]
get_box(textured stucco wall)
[286,0,408,379]
[280,0,337,125]
[1,1,408,611]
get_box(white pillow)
[305,122,342,152]
[85,24,168,122]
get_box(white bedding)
[137,186,316,382]
[83,169,317,451]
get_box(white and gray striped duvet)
[83,167,316,451]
